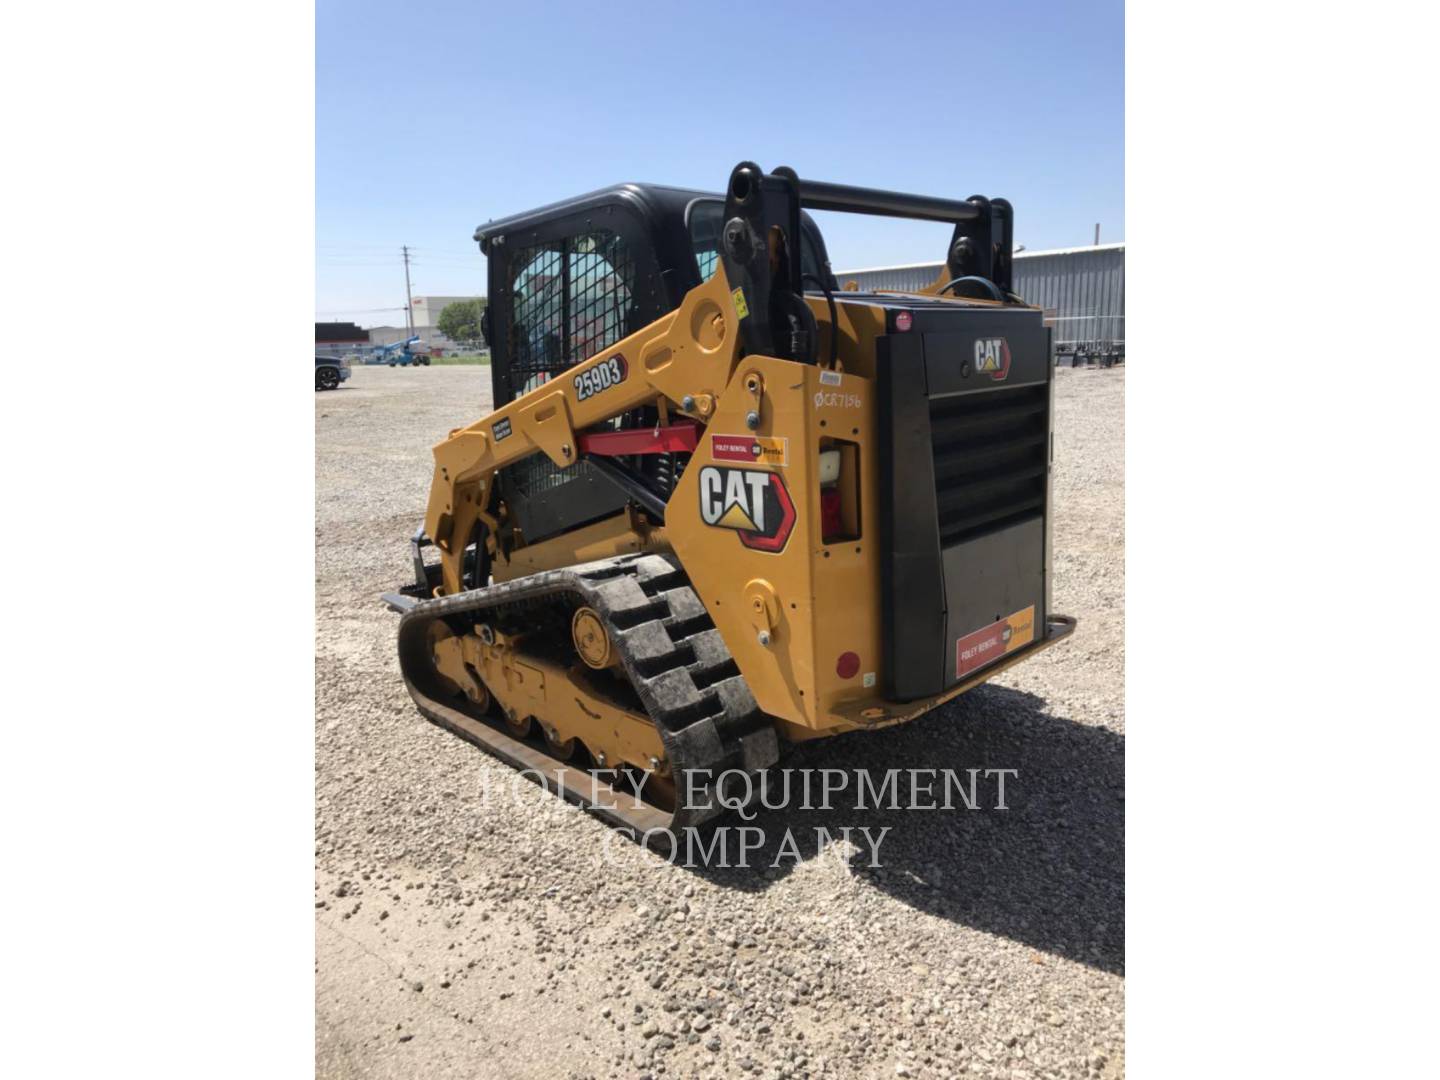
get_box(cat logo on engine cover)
[698,466,796,553]
[975,337,1012,381]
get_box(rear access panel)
[940,516,1045,684]
[877,304,1052,701]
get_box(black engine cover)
[877,302,1053,701]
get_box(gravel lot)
[316,364,1125,1080]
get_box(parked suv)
[315,355,351,391]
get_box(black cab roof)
[475,183,716,252]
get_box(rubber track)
[396,553,780,838]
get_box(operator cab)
[474,184,835,544]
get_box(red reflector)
[820,487,843,538]
[894,311,913,332]
[836,651,861,679]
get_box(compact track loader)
[384,161,1075,839]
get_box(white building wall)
[367,325,409,347]
[408,296,483,349]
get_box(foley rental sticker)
[710,433,788,467]
[955,605,1035,677]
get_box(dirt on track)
[315,364,1125,1080]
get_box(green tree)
[437,299,487,347]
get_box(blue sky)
[317,0,1123,325]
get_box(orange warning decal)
[956,605,1036,677]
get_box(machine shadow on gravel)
[680,685,1125,975]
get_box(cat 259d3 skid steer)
[384,161,1075,840]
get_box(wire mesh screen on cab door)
[506,229,637,495]
[508,230,636,394]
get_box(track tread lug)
[632,554,685,586]
[615,621,677,665]
[688,629,733,668]
[656,586,706,623]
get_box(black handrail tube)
[795,179,981,223]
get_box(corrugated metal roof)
[831,245,1125,348]
[834,242,1124,277]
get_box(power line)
[402,246,414,336]
[317,244,482,255]
[316,305,407,315]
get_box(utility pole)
[1094,223,1100,246]
[402,245,415,335]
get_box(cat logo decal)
[974,338,1012,381]
[697,466,796,553]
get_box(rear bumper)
[821,613,1076,733]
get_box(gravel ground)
[315,364,1125,1080]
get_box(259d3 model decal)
[572,354,628,401]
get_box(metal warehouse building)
[834,242,1125,359]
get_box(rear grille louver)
[928,384,1048,545]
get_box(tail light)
[819,449,843,539]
